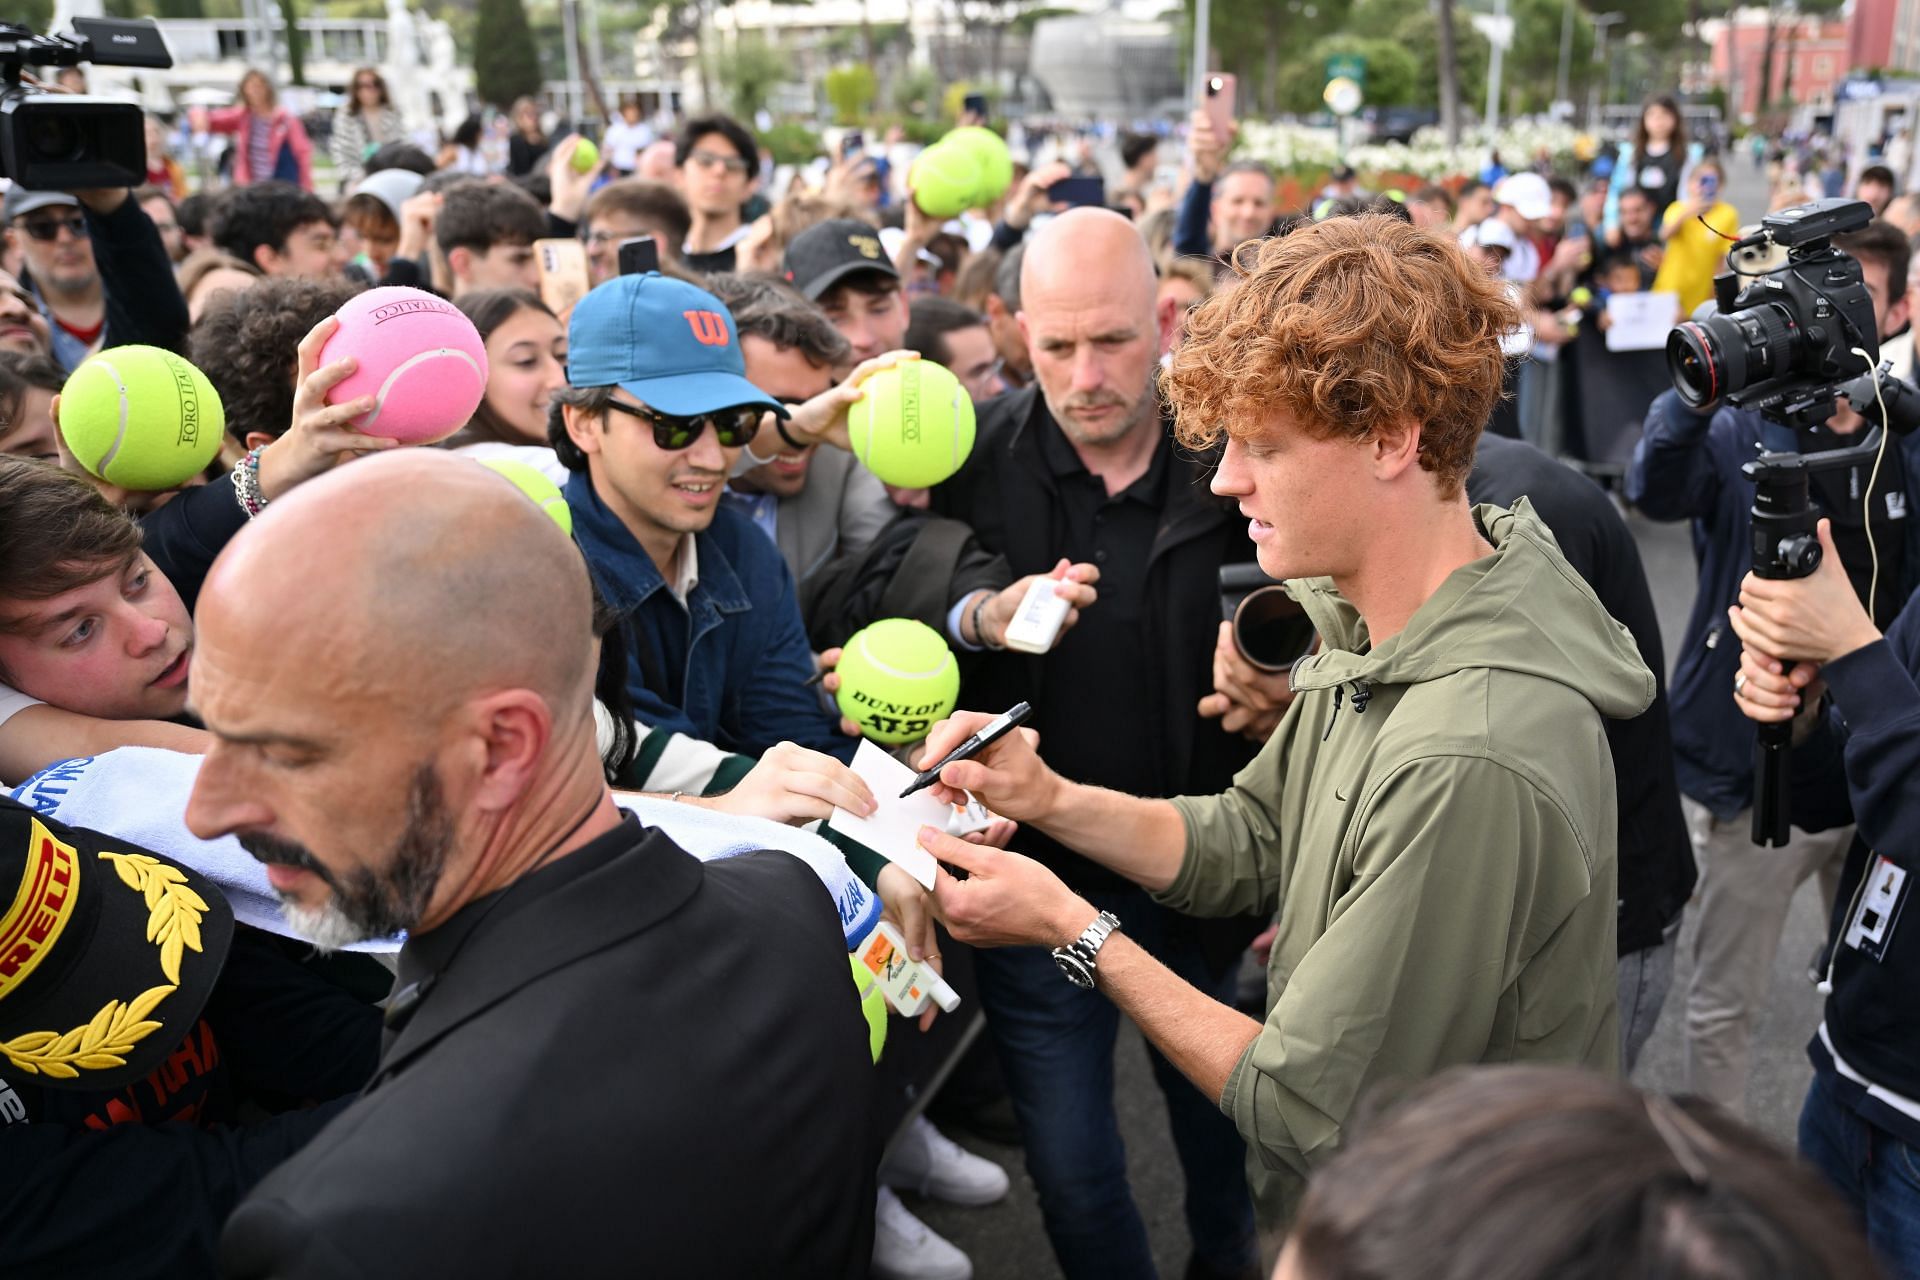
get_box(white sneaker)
[872,1186,973,1280]
[880,1115,1011,1207]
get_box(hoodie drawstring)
[1321,681,1373,742]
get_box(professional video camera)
[1667,198,1881,428]
[1,18,172,190]
[1663,197,1920,847]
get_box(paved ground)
[915,161,1826,1280]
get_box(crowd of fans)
[0,62,1918,1280]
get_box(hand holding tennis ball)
[251,315,402,504]
[778,349,921,454]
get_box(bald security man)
[189,451,876,1279]
[926,209,1285,1280]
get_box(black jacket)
[1791,583,1920,1113]
[140,474,250,615]
[1468,434,1696,954]
[220,818,876,1280]
[1,928,380,1280]
[932,387,1261,892]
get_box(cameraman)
[4,183,188,371]
[1730,525,1920,1271]
[1626,218,1920,1117]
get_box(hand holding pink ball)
[319,287,490,444]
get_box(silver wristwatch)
[1053,911,1122,989]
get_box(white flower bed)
[1238,118,1590,181]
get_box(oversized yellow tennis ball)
[946,126,1013,206]
[847,359,976,489]
[908,140,982,219]
[58,346,224,491]
[835,619,960,745]
[570,137,599,173]
[850,952,888,1063]
[479,457,572,536]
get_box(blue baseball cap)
[565,272,784,418]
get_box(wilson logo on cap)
[0,819,79,998]
[683,310,730,347]
[849,234,883,260]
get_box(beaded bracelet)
[231,445,269,518]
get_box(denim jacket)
[566,472,851,762]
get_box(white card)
[1604,290,1680,352]
[826,740,984,890]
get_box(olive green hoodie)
[1160,500,1655,1222]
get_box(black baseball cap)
[0,793,233,1092]
[783,218,899,301]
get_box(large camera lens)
[25,112,85,164]
[1667,303,1798,408]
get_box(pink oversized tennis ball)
[319,286,489,444]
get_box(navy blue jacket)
[1788,584,1920,1106]
[566,471,851,762]
[1625,389,1920,819]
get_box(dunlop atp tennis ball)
[835,619,960,746]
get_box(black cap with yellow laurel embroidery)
[782,217,902,302]
[0,795,233,1092]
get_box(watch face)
[1054,949,1095,989]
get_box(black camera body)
[1667,198,1878,428]
[1,19,171,190]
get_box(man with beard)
[188,451,876,1279]
[924,208,1280,1280]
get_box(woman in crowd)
[442,289,568,467]
[1652,159,1740,317]
[198,68,313,190]
[438,115,493,176]
[1608,94,1688,235]
[507,96,550,178]
[1279,1066,1880,1280]
[329,66,408,192]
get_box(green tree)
[1301,35,1422,109]
[152,0,204,18]
[474,0,543,109]
[824,64,876,124]
[709,32,788,121]
[277,0,305,85]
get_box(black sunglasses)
[605,398,765,450]
[16,213,88,243]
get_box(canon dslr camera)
[1666,198,1877,426]
[1,19,171,189]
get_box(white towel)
[10,749,882,955]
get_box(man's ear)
[244,430,276,452]
[1371,417,1423,481]
[459,689,555,816]
[561,403,604,458]
[251,242,281,275]
[446,245,472,283]
[1154,293,1179,352]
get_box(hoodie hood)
[1285,499,1655,723]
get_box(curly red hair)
[1164,214,1518,493]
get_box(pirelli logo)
[0,820,80,999]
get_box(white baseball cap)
[1494,172,1554,222]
